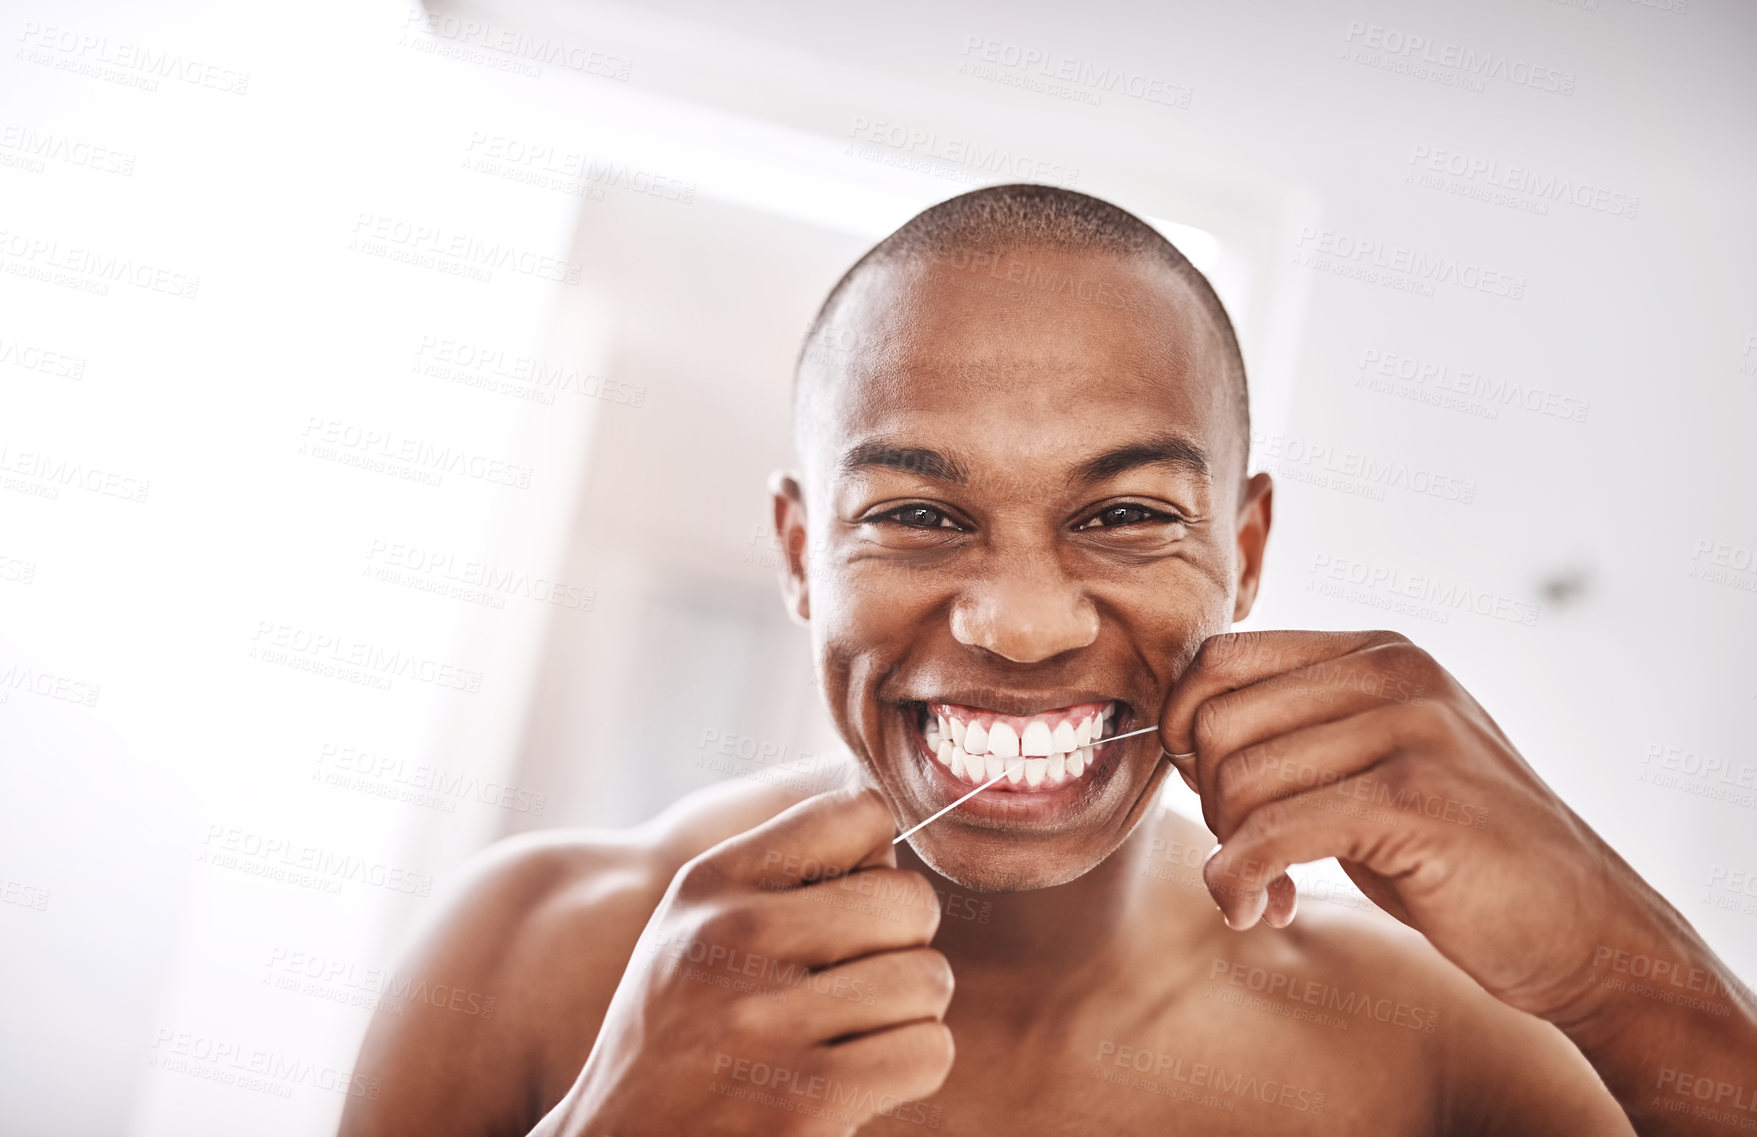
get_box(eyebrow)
[840,441,969,484]
[838,432,1211,487]
[1074,433,1211,483]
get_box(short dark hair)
[796,183,1249,462]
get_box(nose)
[949,552,1100,663]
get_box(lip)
[900,697,1139,827]
[899,689,1130,719]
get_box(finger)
[1261,872,1299,929]
[769,947,955,1044]
[717,868,941,967]
[1202,702,1409,841]
[710,785,898,888]
[820,1018,956,1107]
[1187,648,1422,770]
[1204,779,1417,930]
[1160,630,1396,756]
[1170,753,1198,794]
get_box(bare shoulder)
[1220,883,1628,1133]
[339,774,822,1137]
[1314,909,1628,1133]
[1139,810,1629,1135]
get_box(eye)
[1076,502,1184,530]
[878,504,960,530]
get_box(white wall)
[1,1,607,1132]
[0,0,1752,1133]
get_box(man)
[340,185,1755,1135]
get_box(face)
[774,246,1272,892]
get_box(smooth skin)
[340,247,1754,1136]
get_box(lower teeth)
[935,741,1098,788]
[922,704,1116,789]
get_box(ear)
[768,470,811,624]
[1231,472,1273,622]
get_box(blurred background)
[1,0,1753,1131]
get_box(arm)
[1546,849,1757,1134]
[1450,848,1756,1135]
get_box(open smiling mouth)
[906,699,1132,793]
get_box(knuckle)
[1211,751,1248,803]
[908,948,956,1006]
[1196,632,1244,670]
[1375,637,1436,683]
[892,871,942,937]
[1239,796,1294,844]
[721,994,774,1043]
[910,1021,957,1080]
[927,1021,956,1071]
[1245,741,1292,786]
[894,868,935,908]
[1398,695,1454,742]
[1388,762,1428,798]
[845,784,891,826]
[1192,698,1228,751]
[695,901,762,950]
[673,851,728,900]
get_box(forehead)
[803,247,1238,476]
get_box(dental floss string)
[892,723,1165,845]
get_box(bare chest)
[852,1003,1438,1136]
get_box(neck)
[899,806,1204,989]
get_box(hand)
[1159,629,1632,1023]
[545,786,954,1137]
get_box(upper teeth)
[923,703,1112,789]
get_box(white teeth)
[929,707,1113,789]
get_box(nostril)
[949,592,1099,663]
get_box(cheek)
[819,559,944,640]
[1092,554,1229,615]
[1089,571,1230,677]
[813,563,939,696]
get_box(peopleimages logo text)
[1294,228,1525,300]
[1342,22,1576,94]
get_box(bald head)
[795,184,1249,474]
